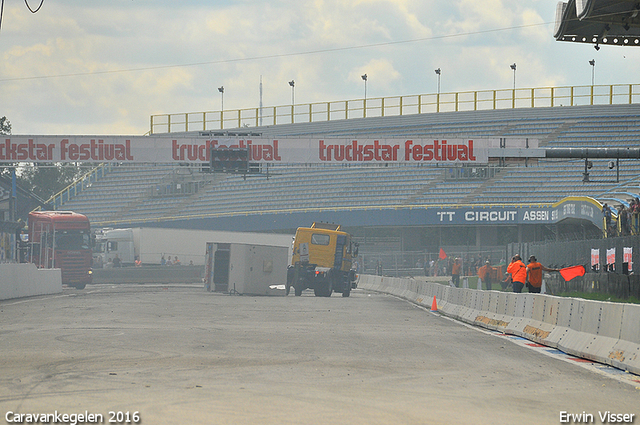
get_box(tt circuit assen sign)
[0,136,518,164]
[425,197,603,229]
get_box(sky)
[0,0,638,136]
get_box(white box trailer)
[204,242,288,296]
[93,227,293,267]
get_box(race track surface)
[1,284,638,425]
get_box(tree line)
[1,116,86,202]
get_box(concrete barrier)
[358,274,640,376]
[0,263,62,301]
[92,265,205,284]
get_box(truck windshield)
[55,230,91,250]
[311,234,330,245]
[93,240,105,254]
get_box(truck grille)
[58,251,91,283]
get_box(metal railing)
[150,83,640,134]
[43,163,114,210]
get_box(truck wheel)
[342,286,351,297]
[285,274,292,295]
[294,282,303,296]
[74,283,86,290]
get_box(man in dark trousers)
[506,254,527,293]
[477,261,495,290]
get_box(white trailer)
[94,228,136,266]
[204,242,288,296]
[94,227,293,267]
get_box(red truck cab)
[28,211,93,289]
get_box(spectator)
[526,255,558,293]
[112,254,121,268]
[451,258,461,287]
[376,260,383,276]
[166,256,173,266]
[506,254,527,293]
[173,256,181,266]
[477,261,495,291]
[160,255,166,266]
[134,256,141,267]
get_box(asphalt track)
[1,284,638,425]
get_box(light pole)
[589,59,596,86]
[218,86,224,111]
[510,63,516,90]
[361,74,368,100]
[288,80,295,105]
[361,74,368,118]
[435,68,441,94]
[510,63,516,108]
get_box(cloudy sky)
[1,0,637,136]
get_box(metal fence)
[546,273,640,300]
[509,235,640,299]
[509,234,640,273]
[359,247,506,278]
[150,83,640,134]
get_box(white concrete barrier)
[358,274,640,375]
[0,263,62,301]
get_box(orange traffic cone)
[430,295,438,312]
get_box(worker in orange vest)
[477,260,495,290]
[526,255,558,293]
[451,258,462,287]
[506,254,527,293]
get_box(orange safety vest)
[478,265,491,281]
[452,262,461,275]
[507,260,527,284]
[527,262,543,287]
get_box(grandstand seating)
[58,103,640,227]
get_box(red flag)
[560,265,585,281]
[439,248,447,260]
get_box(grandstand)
[46,98,640,276]
[56,103,640,229]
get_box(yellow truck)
[286,222,359,297]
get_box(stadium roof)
[554,0,640,47]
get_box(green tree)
[0,116,14,180]
[0,117,85,201]
[19,163,83,200]
[0,116,11,135]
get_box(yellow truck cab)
[287,222,358,297]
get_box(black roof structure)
[554,0,640,47]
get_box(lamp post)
[288,80,295,123]
[589,59,596,86]
[288,80,295,105]
[510,63,516,108]
[435,68,441,112]
[218,86,224,111]
[510,63,516,90]
[361,74,368,100]
[361,74,368,118]
[218,86,224,129]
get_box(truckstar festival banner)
[0,136,496,164]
